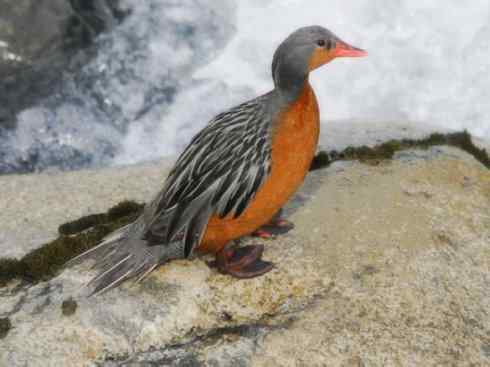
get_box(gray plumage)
[68,25,340,296]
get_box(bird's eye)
[316,40,326,47]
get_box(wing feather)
[142,93,274,256]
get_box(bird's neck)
[274,73,311,105]
[273,58,310,104]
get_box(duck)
[68,25,367,295]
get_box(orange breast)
[198,83,320,253]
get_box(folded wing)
[143,95,274,257]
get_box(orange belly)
[198,83,320,253]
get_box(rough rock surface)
[0,146,489,366]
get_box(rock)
[0,0,127,127]
[0,146,489,366]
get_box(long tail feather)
[84,238,160,297]
[66,224,131,267]
[65,223,165,296]
[86,254,133,287]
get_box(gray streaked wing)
[142,94,273,257]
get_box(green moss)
[58,201,144,235]
[0,201,144,287]
[445,131,489,168]
[61,298,78,316]
[58,214,108,236]
[310,131,489,171]
[0,258,27,287]
[0,317,11,339]
[309,151,331,171]
[107,200,145,220]
[394,131,489,168]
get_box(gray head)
[272,26,366,96]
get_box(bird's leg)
[209,242,274,278]
[252,209,295,239]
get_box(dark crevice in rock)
[178,324,272,349]
[101,322,287,366]
[100,292,330,365]
[111,292,317,366]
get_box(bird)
[68,25,367,295]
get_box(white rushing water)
[117,0,490,164]
[2,0,489,172]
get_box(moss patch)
[310,131,489,171]
[107,201,144,221]
[309,151,330,171]
[59,201,144,235]
[58,213,108,236]
[61,298,78,316]
[0,201,144,287]
[0,317,11,339]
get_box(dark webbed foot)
[252,209,295,239]
[209,243,273,278]
[228,257,274,278]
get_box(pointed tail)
[67,225,161,296]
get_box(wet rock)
[0,0,127,127]
[0,146,489,366]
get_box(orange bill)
[332,40,368,58]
